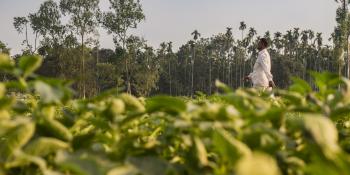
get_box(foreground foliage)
[2,54,350,175]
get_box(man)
[245,38,275,90]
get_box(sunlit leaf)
[146,96,186,115]
[0,119,35,162]
[119,93,145,113]
[24,137,69,156]
[213,128,251,165]
[236,152,281,175]
[303,115,340,158]
[37,117,73,142]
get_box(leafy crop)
[1,53,350,175]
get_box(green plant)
[2,53,350,175]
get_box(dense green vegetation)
[2,54,350,175]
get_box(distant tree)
[13,17,33,53]
[0,41,10,55]
[167,42,173,95]
[333,0,349,78]
[273,32,283,53]
[101,0,145,49]
[96,63,123,92]
[225,27,233,38]
[247,27,257,79]
[238,22,247,86]
[192,30,201,41]
[29,0,63,46]
[224,27,234,86]
[101,0,145,94]
[60,0,100,98]
[190,30,201,97]
[0,41,11,81]
[239,21,247,41]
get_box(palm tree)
[239,21,247,41]
[315,33,323,72]
[167,42,173,95]
[301,30,309,46]
[190,30,201,97]
[225,27,233,38]
[308,30,315,45]
[273,32,283,54]
[238,22,247,87]
[284,30,293,58]
[206,44,213,94]
[248,27,257,39]
[225,27,234,85]
[192,30,201,41]
[315,33,323,49]
[247,27,257,84]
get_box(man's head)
[257,38,269,51]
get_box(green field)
[1,54,350,175]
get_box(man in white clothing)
[245,38,275,90]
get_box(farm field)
[1,54,350,175]
[1,0,350,175]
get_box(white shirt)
[248,49,273,87]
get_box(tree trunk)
[235,57,238,88]
[81,34,86,99]
[346,37,350,78]
[242,57,245,88]
[34,32,38,53]
[168,58,172,95]
[191,47,195,97]
[209,54,212,95]
[96,47,100,94]
[25,24,30,53]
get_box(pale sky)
[0,0,339,54]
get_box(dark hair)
[260,38,269,47]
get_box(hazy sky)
[0,0,339,54]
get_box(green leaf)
[215,80,233,93]
[37,117,73,142]
[34,81,66,105]
[303,115,340,158]
[72,133,96,150]
[330,106,350,120]
[0,83,5,98]
[55,151,110,175]
[0,96,15,110]
[235,152,281,175]
[289,77,312,95]
[194,137,209,166]
[109,99,125,115]
[146,96,186,115]
[19,55,42,78]
[119,94,145,113]
[212,128,251,165]
[0,119,35,162]
[24,137,69,157]
[0,53,15,72]
[4,151,47,171]
[311,72,341,94]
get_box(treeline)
[1,0,349,97]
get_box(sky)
[0,0,339,54]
